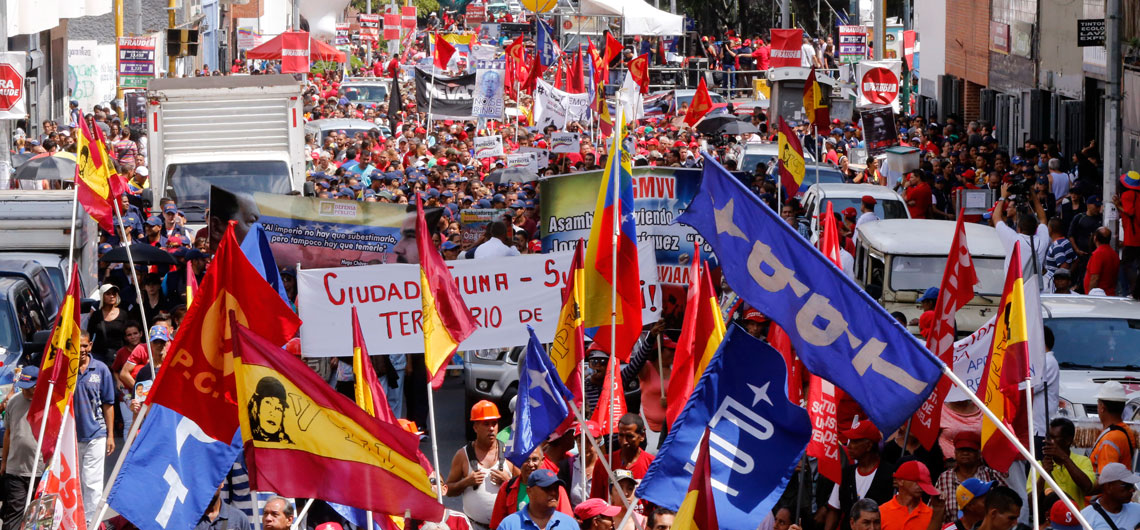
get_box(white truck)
[145,74,307,224]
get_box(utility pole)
[367,0,372,67]
[167,0,177,75]
[135,0,142,35]
[781,0,790,28]
[873,0,884,59]
[115,0,125,101]
[293,0,301,30]
[0,0,11,182]
[1104,0,1122,233]
[902,0,910,31]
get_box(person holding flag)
[1,367,43,530]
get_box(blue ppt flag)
[537,18,556,67]
[504,326,573,466]
[676,157,943,434]
[637,325,812,527]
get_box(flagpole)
[66,183,80,287]
[900,418,912,456]
[23,377,57,512]
[939,364,1092,530]
[30,399,75,513]
[565,399,644,529]
[292,498,316,530]
[606,111,620,504]
[579,356,587,504]
[1025,377,1039,530]
[111,199,157,380]
[89,402,149,528]
[425,380,444,500]
[814,125,820,185]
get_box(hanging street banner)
[297,246,660,356]
[837,25,867,64]
[769,29,803,68]
[473,55,506,119]
[415,67,476,119]
[359,14,380,43]
[117,36,156,89]
[857,60,902,112]
[68,41,117,112]
[473,135,504,158]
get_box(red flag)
[769,29,804,68]
[433,34,456,70]
[818,201,842,267]
[603,32,622,65]
[554,56,566,90]
[522,50,545,94]
[683,77,714,126]
[673,428,719,530]
[587,39,607,87]
[911,212,978,448]
[281,31,311,74]
[589,350,627,434]
[767,324,803,404]
[415,195,478,378]
[28,265,82,462]
[568,49,586,93]
[352,306,397,425]
[627,53,650,94]
[38,398,85,530]
[806,376,842,484]
[657,39,668,66]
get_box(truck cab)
[145,75,306,224]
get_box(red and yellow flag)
[186,266,199,307]
[674,427,719,530]
[979,245,1030,473]
[28,265,82,462]
[777,116,806,198]
[627,53,650,94]
[802,67,830,132]
[665,249,724,429]
[416,196,477,379]
[352,306,397,425]
[549,240,586,402]
[233,323,444,521]
[76,117,126,232]
[583,111,642,360]
[683,77,714,127]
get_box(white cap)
[136,166,149,177]
[1099,462,1140,484]
[1088,288,1107,296]
[1096,381,1128,402]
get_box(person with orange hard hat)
[444,400,517,530]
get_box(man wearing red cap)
[855,196,879,244]
[742,308,769,339]
[934,431,1006,523]
[880,461,938,530]
[827,421,896,530]
[574,499,621,530]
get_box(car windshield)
[818,198,908,220]
[167,161,293,222]
[740,150,815,173]
[343,85,388,103]
[1044,317,1140,370]
[891,256,1005,295]
[320,128,377,142]
[0,304,16,354]
[43,266,65,298]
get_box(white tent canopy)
[579,0,684,36]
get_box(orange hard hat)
[470,399,501,422]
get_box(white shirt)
[995,221,1050,277]
[801,43,817,67]
[828,467,878,509]
[841,248,855,280]
[854,211,879,243]
[1050,171,1072,202]
[1032,350,1060,437]
[473,237,520,259]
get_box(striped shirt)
[934,465,1007,523]
[584,334,653,417]
[1044,237,1077,274]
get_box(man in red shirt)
[880,461,938,530]
[753,39,771,70]
[1085,227,1120,295]
[1113,171,1140,296]
[589,414,654,499]
[905,171,933,219]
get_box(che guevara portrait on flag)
[248,376,294,444]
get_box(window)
[13,286,45,343]
[1045,317,1140,370]
[890,256,1005,295]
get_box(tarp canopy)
[579,0,684,36]
[246,31,347,63]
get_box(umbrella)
[10,152,34,167]
[246,31,347,63]
[694,115,744,136]
[13,152,77,181]
[714,120,761,136]
[100,244,177,266]
[483,167,538,185]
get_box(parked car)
[801,183,910,242]
[306,118,383,143]
[1042,294,1140,422]
[737,142,816,175]
[0,259,61,322]
[0,277,52,387]
[341,77,391,107]
[854,219,1006,336]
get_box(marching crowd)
[3,14,1140,530]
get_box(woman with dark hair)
[248,377,292,444]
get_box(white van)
[854,219,1007,335]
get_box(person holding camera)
[992,182,1049,277]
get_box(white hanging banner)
[856,60,902,112]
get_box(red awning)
[246,31,346,63]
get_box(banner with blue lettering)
[637,325,811,527]
[676,158,943,434]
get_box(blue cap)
[15,366,39,390]
[510,201,526,208]
[99,243,113,254]
[1012,156,1025,165]
[831,128,843,136]
[477,199,492,208]
[163,203,177,213]
[1088,195,1102,206]
[186,248,210,260]
[146,216,163,226]
[525,200,536,208]
[492,194,506,203]
[441,241,459,250]
[527,469,564,488]
[149,325,171,342]
[427,188,440,198]
[442,190,454,197]
[918,287,940,303]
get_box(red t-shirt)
[1085,244,1120,295]
[906,182,932,219]
[589,449,655,499]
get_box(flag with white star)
[504,326,573,466]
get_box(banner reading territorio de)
[540,167,713,286]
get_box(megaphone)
[299,0,352,41]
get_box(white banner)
[0,52,28,120]
[67,41,116,111]
[534,80,590,131]
[856,60,902,112]
[507,152,538,174]
[945,316,996,402]
[298,246,660,357]
[550,132,580,154]
[473,56,505,119]
[473,135,504,158]
[518,147,550,168]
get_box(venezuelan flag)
[583,111,642,361]
[27,264,83,462]
[777,116,806,199]
[75,116,126,232]
[665,251,725,429]
[549,239,585,402]
[979,245,1030,474]
[233,323,444,521]
[415,195,477,378]
[351,306,396,424]
[674,428,719,530]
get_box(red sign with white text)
[807,376,842,484]
[383,13,400,40]
[0,62,24,113]
[359,14,380,43]
[860,67,899,105]
[769,29,803,68]
[281,31,310,73]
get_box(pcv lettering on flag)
[683,384,777,498]
[157,466,188,528]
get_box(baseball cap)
[1099,462,1140,485]
[861,195,877,206]
[1049,500,1080,530]
[15,366,39,390]
[527,468,564,488]
[576,419,603,438]
[136,167,149,177]
[574,499,621,520]
[441,241,459,251]
[744,308,768,323]
[96,283,120,297]
[146,216,163,226]
[1088,195,1103,206]
[842,207,858,219]
[954,430,982,451]
[149,325,171,343]
[586,343,609,361]
[893,460,940,495]
[614,469,639,485]
[918,287,940,303]
[186,248,210,260]
[955,478,995,519]
[163,203,177,214]
[1097,381,1128,402]
[840,419,881,443]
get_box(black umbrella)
[714,120,761,136]
[13,153,77,181]
[100,244,177,266]
[694,115,744,136]
[483,167,538,186]
[10,152,34,167]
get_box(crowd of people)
[3,12,1140,530]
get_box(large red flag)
[673,428,719,530]
[568,49,586,93]
[415,195,478,378]
[769,29,804,68]
[627,53,650,94]
[805,202,844,484]
[665,251,724,429]
[912,211,978,448]
[28,265,82,462]
[683,77,714,127]
[433,34,456,70]
[589,351,627,434]
[603,32,622,65]
[979,246,1030,473]
[522,50,546,94]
